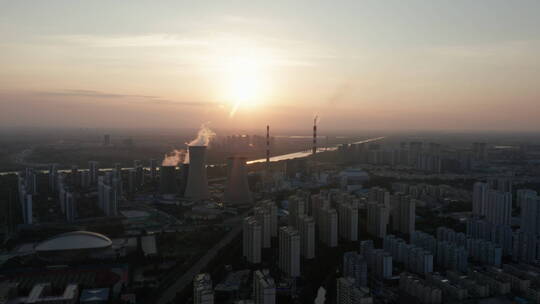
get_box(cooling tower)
[184,146,210,200]
[179,163,190,196]
[224,156,252,205]
[159,165,178,194]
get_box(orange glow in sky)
[1,1,540,131]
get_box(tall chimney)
[225,156,252,205]
[312,116,317,155]
[266,125,270,172]
[184,146,210,200]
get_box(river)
[0,136,384,176]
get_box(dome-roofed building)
[34,231,113,262]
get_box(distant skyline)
[1,0,540,131]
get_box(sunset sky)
[1,0,540,132]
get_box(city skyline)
[4,2,540,304]
[1,1,540,131]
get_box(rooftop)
[35,231,112,252]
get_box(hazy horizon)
[2,0,540,132]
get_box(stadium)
[34,231,113,262]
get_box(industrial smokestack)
[159,166,178,195]
[184,146,210,200]
[266,125,270,172]
[312,116,318,155]
[225,156,252,205]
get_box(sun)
[221,55,269,117]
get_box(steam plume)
[162,149,186,166]
[162,124,215,166]
[187,123,216,146]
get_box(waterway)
[0,136,384,176]
[247,136,384,164]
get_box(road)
[155,223,242,304]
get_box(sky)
[1,0,540,132]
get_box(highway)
[155,224,242,304]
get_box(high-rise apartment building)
[391,194,416,235]
[516,189,537,208]
[343,251,368,288]
[472,182,488,216]
[485,190,512,226]
[472,142,487,161]
[384,235,432,275]
[299,215,315,259]
[80,171,90,189]
[98,177,118,217]
[310,193,324,222]
[336,277,372,304]
[22,194,33,225]
[520,192,540,236]
[367,202,389,238]
[369,187,390,207]
[128,169,136,193]
[258,200,278,237]
[243,216,262,264]
[488,177,513,193]
[193,273,214,304]
[288,196,306,228]
[65,192,76,222]
[337,200,358,242]
[319,207,338,247]
[512,231,538,263]
[369,249,393,279]
[253,270,276,304]
[279,226,300,277]
[254,207,272,248]
[149,159,158,180]
[48,164,58,193]
[88,161,99,185]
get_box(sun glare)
[220,54,269,117]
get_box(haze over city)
[1,0,540,131]
[4,2,540,304]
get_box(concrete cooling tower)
[184,146,209,200]
[159,165,178,194]
[179,163,190,197]
[224,156,252,205]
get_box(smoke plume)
[162,149,187,166]
[187,123,216,146]
[162,124,215,166]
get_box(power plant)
[224,156,252,205]
[184,145,210,201]
[159,165,178,195]
[179,163,190,197]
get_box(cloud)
[425,40,540,63]
[46,32,331,69]
[133,99,222,107]
[55,34,210,48]
[38,89,158,99]
[33,89,222,108]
